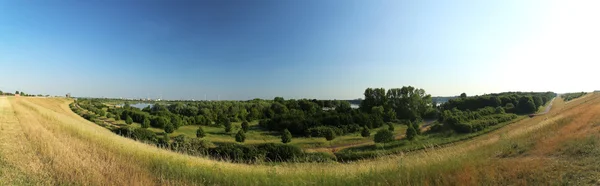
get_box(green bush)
[374,129,394,143]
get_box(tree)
[196,127,206,138]
[324,128,336,141]
[223,119,232,133]
[171,116,183,130]
[241,121,249,132]
[281,129,292,143]
[517,96,537,114]
[460,93,467,99]
[533,96,543,108]
[15,91,19,95]
[126,116,133,124]
[361,127,370,137]
[387,123,395,131]
[142,117,150,128]
[235,130,246,143]
[406,124,417,140]
[164,123,175,133]
[374,129,394,144]
[411,121,421,135]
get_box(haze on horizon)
[0,0,598,100]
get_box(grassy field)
[0,94,599,185]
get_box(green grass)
[127,121,407,148]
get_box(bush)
[142,117,150,128]
[132,128,157,142]
[241,121,249,132]
[125,116,133,124]
[255,143,303,162]
[374,129,394,143]
[164,123,175,133]
[324,128,336,141]
[361,127,370,137]
[387,123,395,131]
[196,127,206,138]
[281,129,292,144]
[405,124,417,140]
[235,130,246,143]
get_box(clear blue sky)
[0,0,598,100]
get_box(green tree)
[15,91,19,95]
[324,128,336,141]
[235,130,246,143]
[224,119,232,133]
[241,121,249,132]
[196,127,206,138]
[164,123,175,133]
[533,96,543,108]
[125,116,133,124]
[517,96,537,114]
[171,116,183,130]
[281,129,292,143]
[406,124,417,140]
[460,93,467,99]
[142,117,150,128]
[411,121,421,135]
[387,123,395,131]
[361,127,370,137]
[374,129,394,144]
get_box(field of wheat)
[0,94,598,185]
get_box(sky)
[0,0,598,100]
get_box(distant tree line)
[561,92,586,101]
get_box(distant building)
[66,93,71,98]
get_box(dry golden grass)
[0,93,598,185]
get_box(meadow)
[0,92,597,185]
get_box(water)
[117,103,154,109]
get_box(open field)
[0,93,599,185]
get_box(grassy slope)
[0,94,598,185]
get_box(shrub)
[255,143,303,162]
[374,129,394,144]
[196,127,206,138]
[405,124,417,140]
[164,123,175,133]
[281,129,292,143]
[132,128,157,142]
[241,121,249,132]
[126,116,133,124]
[142,117,150,128]
[387,123,395,131]
[361,127,370,137]
[324,128,336,141]
[224,119,232,133]
[235,130,246,143]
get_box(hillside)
[0,93,598,185]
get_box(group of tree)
[436,92,555,133]
[561,92,586,101]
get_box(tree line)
[436,92,556,133]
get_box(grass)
[1,93,599,185]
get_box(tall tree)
[460,93,467,99]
